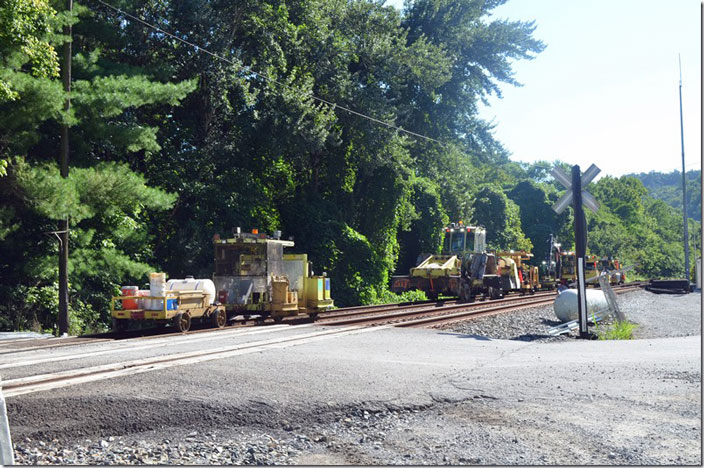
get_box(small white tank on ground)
[553,288,608,323]
[166,277,216,305]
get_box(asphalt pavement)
[5,289,702,465]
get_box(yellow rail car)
[213,229,333,321]
[111,291,226,333]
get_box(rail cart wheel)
[210,309,226,329]
[112,318,128,333]
[308,313,319,321]
[489,287,503,300]
[173,312,191,332]
[272,316,284,323]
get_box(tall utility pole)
[58,0,73,336]
[678,54,690,284]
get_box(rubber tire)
[112,318,128,333]
[210,308,226,329]
[173,312,191,332]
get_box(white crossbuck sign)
[551,164,601,214]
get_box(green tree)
[472,185,532,251]
[0,1,196,333]
[507,180,563,262]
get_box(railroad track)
[318,290,559,326]
[1,283,644,398]
[2,283,646,353]
[0,324,383,398]
[319,283,644,328]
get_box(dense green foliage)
[629,170,701,222]
[0,0,698,335]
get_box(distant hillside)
[628,170,701,222]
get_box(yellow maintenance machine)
[391,222,540,301]
[213,228,333,321]
[599,257,626,285]
[391,222,489,300]
[559,252,600,285]
[111,275,226,333]
[495,250,541,294]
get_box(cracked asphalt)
[6,289,702,465]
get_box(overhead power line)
[91,0,446,147]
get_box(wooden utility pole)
[58,0,73,336]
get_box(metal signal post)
[678,54,689,285]
[572,165,589,337]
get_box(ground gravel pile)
[14,431,315,465]
[438,289,701,341]
[436,303,568,342]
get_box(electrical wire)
[90,0,447,147]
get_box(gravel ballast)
[8,288,701,465]
[437,288,702,341]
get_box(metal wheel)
[173,312,191,332]
[210,308,226,328]
[112,318,128,333]
[272,315,284,323]
[458,280,473,302]
[489,286,503,300]
[308,313,319,321]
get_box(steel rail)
[1,283,645,353]
[319,293,557,327]
[319,283,643,328]
[1,324,378,398]
[397,284,643,328]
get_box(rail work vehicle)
[391,222,541,302]
[112,228,333,332]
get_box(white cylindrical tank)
[166,277,216,305]
[553,288,609,323]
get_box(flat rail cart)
[111,290,226,333]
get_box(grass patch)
[367,288,428,305]
[596,320,638,340]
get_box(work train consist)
[112,228,333,332]
[112,223,625,332]
[391,222,625,301]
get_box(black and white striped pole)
[552,164,600,339]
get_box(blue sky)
[386,0,701,178]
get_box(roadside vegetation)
[596,320,639,341]
[0,0,700,334]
